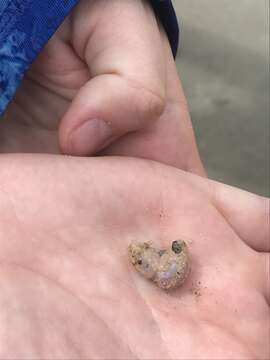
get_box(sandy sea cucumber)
[128,240,190,290]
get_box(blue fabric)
[0,0,79,115]
[150,0,179,58]
[0,0,179,115]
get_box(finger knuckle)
[137,88,165,121]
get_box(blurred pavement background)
[173,0,269,196]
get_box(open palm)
[0,155,268,359]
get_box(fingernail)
[69,119,112,155]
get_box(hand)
[0,154,268,359]
[0,0,204,174]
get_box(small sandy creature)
[128,240,190,290]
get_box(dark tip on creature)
[172,240,182,254]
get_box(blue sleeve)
[0,0,179,115]
[150,0,179,58]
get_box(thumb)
[59,0,166,156]
[59,74,165,155]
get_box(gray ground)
[173,0,269,196]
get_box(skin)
[0,0,204,175]
[0,1,268,357]
[0,155,269,359]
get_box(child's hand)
[0,154,268,358]
[2,0,203,174]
